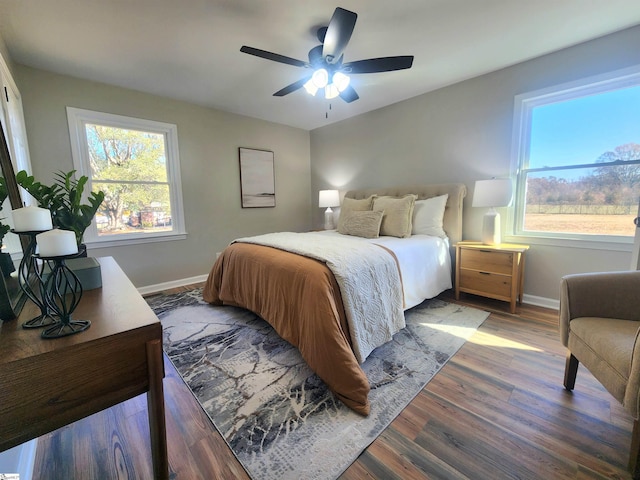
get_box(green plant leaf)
[16,169,105,245]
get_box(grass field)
[524,213,637,236]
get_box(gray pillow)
[337,195,376,234]
[338,210,384,238]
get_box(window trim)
[1,52,35,258]
[506,64,640,249]
[66,107,186,247]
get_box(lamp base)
[481,209,502,245]
[324,207,335,230]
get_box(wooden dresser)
[455,241,529,313]
[0,256,168,479]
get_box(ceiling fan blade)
[343,56,414,74]
[273,76,312,97]
[339,85,359,103]
[322,7,357,64]
[240,46,309,68]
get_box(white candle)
[36,229,78,257]
[12,206,53,232]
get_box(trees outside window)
[67,108,185,247]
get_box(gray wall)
[310,26,640,302]
[0,33,14,73]
[14,65,311,288]
[5,25,640,301]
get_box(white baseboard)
[137,274,209,296]
[523,293,560,311]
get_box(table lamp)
[472,178,513,245]
[319,189,340,230]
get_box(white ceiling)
[1,0,639,131]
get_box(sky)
[529,84,640,173]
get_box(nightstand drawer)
[459,248,513,275]
[455,242,529,313]
[459,269,512,298]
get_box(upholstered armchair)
[560,270,640,477]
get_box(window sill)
[503,233,633,252]
[84,232,187,249]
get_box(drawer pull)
[479,271,491,275]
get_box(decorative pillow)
[337,210,384,238]
[373,194,417,238]
[337,195,376,234]
[412,194,449,237]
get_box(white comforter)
[235,232,405,363]
[317,231,452,309]
[367,234,452,309]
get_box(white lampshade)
[319,189,340,208]
[319,189,340,230]
[472,179,513,208]
[473,178,513,245]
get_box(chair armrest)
[559,270,640,345]
[625,327,640,419]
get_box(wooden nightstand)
[455,241,530,313]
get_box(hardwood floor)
[31,290,633,479]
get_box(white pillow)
[412,194,448,237]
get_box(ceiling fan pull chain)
[325,102,333,119]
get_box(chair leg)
[564,352,579,391]
[630,419,640,478]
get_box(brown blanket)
[203,242,371,415]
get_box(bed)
[203,183,467,415]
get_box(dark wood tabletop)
[0,256,168,479]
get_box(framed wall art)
[239,147,275,208]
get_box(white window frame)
[67,107,186,248]
[507,65,640,252]
[1,52,34,257]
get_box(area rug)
[146,288,489,480]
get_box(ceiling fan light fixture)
[311,68,329,88]
[333,72,350,92]
[240,7,413,104]
[303,79,319,96]
[325,83,340,99]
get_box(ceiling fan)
[240,7,414,103]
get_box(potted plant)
[16,170,105,252]
[0,176,16,277]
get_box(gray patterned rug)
[146,288,489,480]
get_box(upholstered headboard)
[343,183,467,246]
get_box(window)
[67,107,185,247]
[511,66,640,245]
[1,53,34,256]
